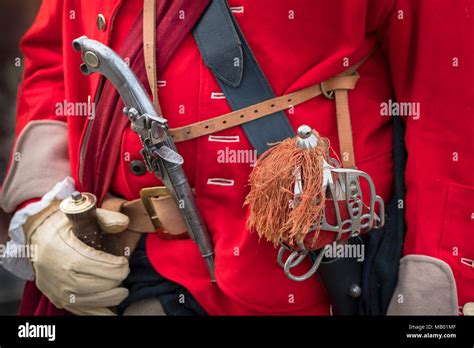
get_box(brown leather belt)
[168,73,359,145]
[101,190,187,238]
[99,189,188,257]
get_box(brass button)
[97,14,106,31]
[130,160,147,176]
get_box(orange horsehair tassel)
[245,125,331,248]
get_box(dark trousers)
[119,235,207,316]
[359,117,407,315]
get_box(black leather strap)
[193,0,294,155]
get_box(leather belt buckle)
[139,186,189,240]
[140,186,170,231]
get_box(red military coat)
[15,0,474,315]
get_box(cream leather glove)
[24,201,131,316]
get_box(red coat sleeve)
[16,0,66,135]
[379,0,474,308]
[2,0,70,213]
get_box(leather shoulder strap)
[335,89,355,168]
[193,0,295,156]
[332,46,378,168]
[143,0,161,114]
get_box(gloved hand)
[24,201,131,315]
